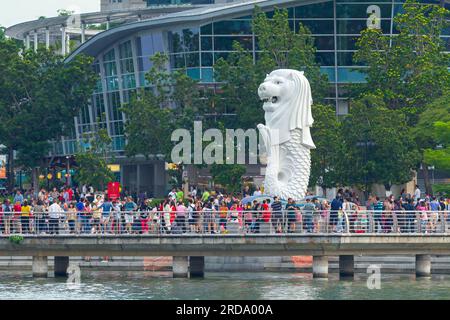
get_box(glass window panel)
[122,74,136,89]
[119,40,133,59]
[337,19,391,34]
[152,33,165,52]
[214,52,230,63]
[299,20,334,34]
[106,76,119,91]
[138,56,152,72]
[201,52,213,67]
[169,31,184,53]
[443,25,450,36]
[337,52,355,66]
[441,37,450,51]
[320,66,336,82]
[337,67,367,83]
[182,28,199,52]
[120,59,134,74]
[295,2,333,18]
[103,49,115,62]
[186,53,200,68]
[104,61,117,77]
[393,4,405,16]
[264,9,294,19]
[187,68,200,80]
[214,36,253,51]
[170,53,186,69]
[313,36,335,50]
[112,136,125,151]
[108,92,123,121]
[201,23,212,35]
[315,52,335,66]
[337,36,359,50]
[214,20,252,35]
[336,0,391,2]
[201,36,212,50]
[201,68,214,83]
[139,72,150,87]
[336,4,392,19]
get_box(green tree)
[341,94,419,196]
[413,92,450,190]
[354,0,449,124]
[309,104,344,195]
[354,0,450,194]
[424,121,450,173]
[210,164,246,194]
[74,129,115,190]
[0,26,5,40]
[0,39,97,191]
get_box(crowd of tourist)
[0,184,449,236]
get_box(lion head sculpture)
[258,69,316,149]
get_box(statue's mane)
[264,69,316,149]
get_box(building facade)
[6,0,450,197]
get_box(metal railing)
[0,210,448,236]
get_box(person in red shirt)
[261,200,271,223]
[67,187,73,201]
[170,201,176,225]
[13,201,22,233]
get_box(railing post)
[344,211,350,234]
[392,211,398,234]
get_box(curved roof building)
[6,0,450,196]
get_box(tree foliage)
[210,164,246,194]
[341,94,419,193]
[0,38,97,190]
[354,0,450,125]
[74,129,115,190]
[424,121,450,173]
[309,104,344,192]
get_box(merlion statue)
[257,69,315,201]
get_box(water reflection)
[0,271,450,300]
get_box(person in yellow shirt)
[219,202,228,233]
[21,200,32,234]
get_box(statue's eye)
[276,81,281,85]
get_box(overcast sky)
[0,0,100,28]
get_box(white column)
[32,256,48,278]
[25,34,31,50]
[61,26,66,56]
[416,254,431,277]
[33,32,38,52]
[173,256,189,278]
[106,18,110,30]
[313,256,329,278]
[45,28,50,49]
[81,23,86,44]
[66,33,71,54]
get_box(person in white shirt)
[253,187,262,197]
[190,187,197,199]
[48,200,63,234]
[414,185,421,201]
[168,188,177,202]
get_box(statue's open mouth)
[261,96,279,104]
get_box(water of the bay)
[0,271,449,300]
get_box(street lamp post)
[66,156,71,187]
